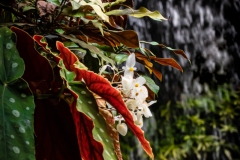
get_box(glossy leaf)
[141,75,160,95]
[108,30,139,48]
[106,7,167,21]
[145,66,163,81]
[79,1,109,22]
[135,52,153,68]
[60,34,115,67]
[46,0,60,6]
[57,43,118,159]
[141,41,190,63]
[113,54,128,65]
[0,26,35,160]
[56,42,154,159]
[150,57,183,72]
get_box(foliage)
[0,0,188,159]
[143,85,240,160]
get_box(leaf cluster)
[0,0,190,159]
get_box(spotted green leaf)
[0,27,35,160]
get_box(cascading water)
[128,0,240,103]
[124,1,240,159]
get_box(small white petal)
[135,76,146,86]
[134,113,143,128]
[121,76,133,92]
[117,123,128,136]
[143,105,152,118]
[125,99,137,110]
[126,53,136,68]
[148,100,157,106]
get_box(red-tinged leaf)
[135,52,153,68]
[58,55,119,159]
[68,89,104,160]
[34,99,81,160]
[10,26,54,92]
[56,42,154,159]
[150,57,183,72]
[140,41,190,63]
[33,35,52,53]
[145,66,163,81]
[11,28,81,160]
[108,30,139,48]
[75,69,154,159]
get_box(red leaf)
[34,36,105,159]
[10,26,54,92]
[56,42,154,159]
[33,35,52,53]
[150,57,183,72]
[11,28,82,159]
[34,99,81,160]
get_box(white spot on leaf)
[21,94,26,98]
[88,112,95,119]
[12,110,20,117]
[10,135,15,139]
[26,107,30,110]
[25,141,30,145]
[6,43,12,49]
[12,63,18,68]
[97,134,102,141]
[19,126,25,133]
[81,91,86,94]
[9,98,15,103]
[12,147,20,154]
[100,128,104,133]
[88,101,92,104]
[105,150,110,156]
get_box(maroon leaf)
[10,26,54,93]
[34,99,81,160]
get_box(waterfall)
[127,0,240,103]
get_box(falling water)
[128,0,240,103]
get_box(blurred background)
[121,0,240,159]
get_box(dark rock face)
[128,0,240,103]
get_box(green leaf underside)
[59,61,118,160]
[60,34,115,67]
[105,7,167,21]
[0,27,35,160]
[141,75,160,95]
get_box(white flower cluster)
[115,53,156,136]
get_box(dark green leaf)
[0,26,35,160]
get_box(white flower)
[125,99,137,110]
[131,85,148,104]
[134,112,143,128]
[139,100,156,118]
[121,76,133,95]
[122,53,136,79]
[117,122,128,136]
[133,76,146,88]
